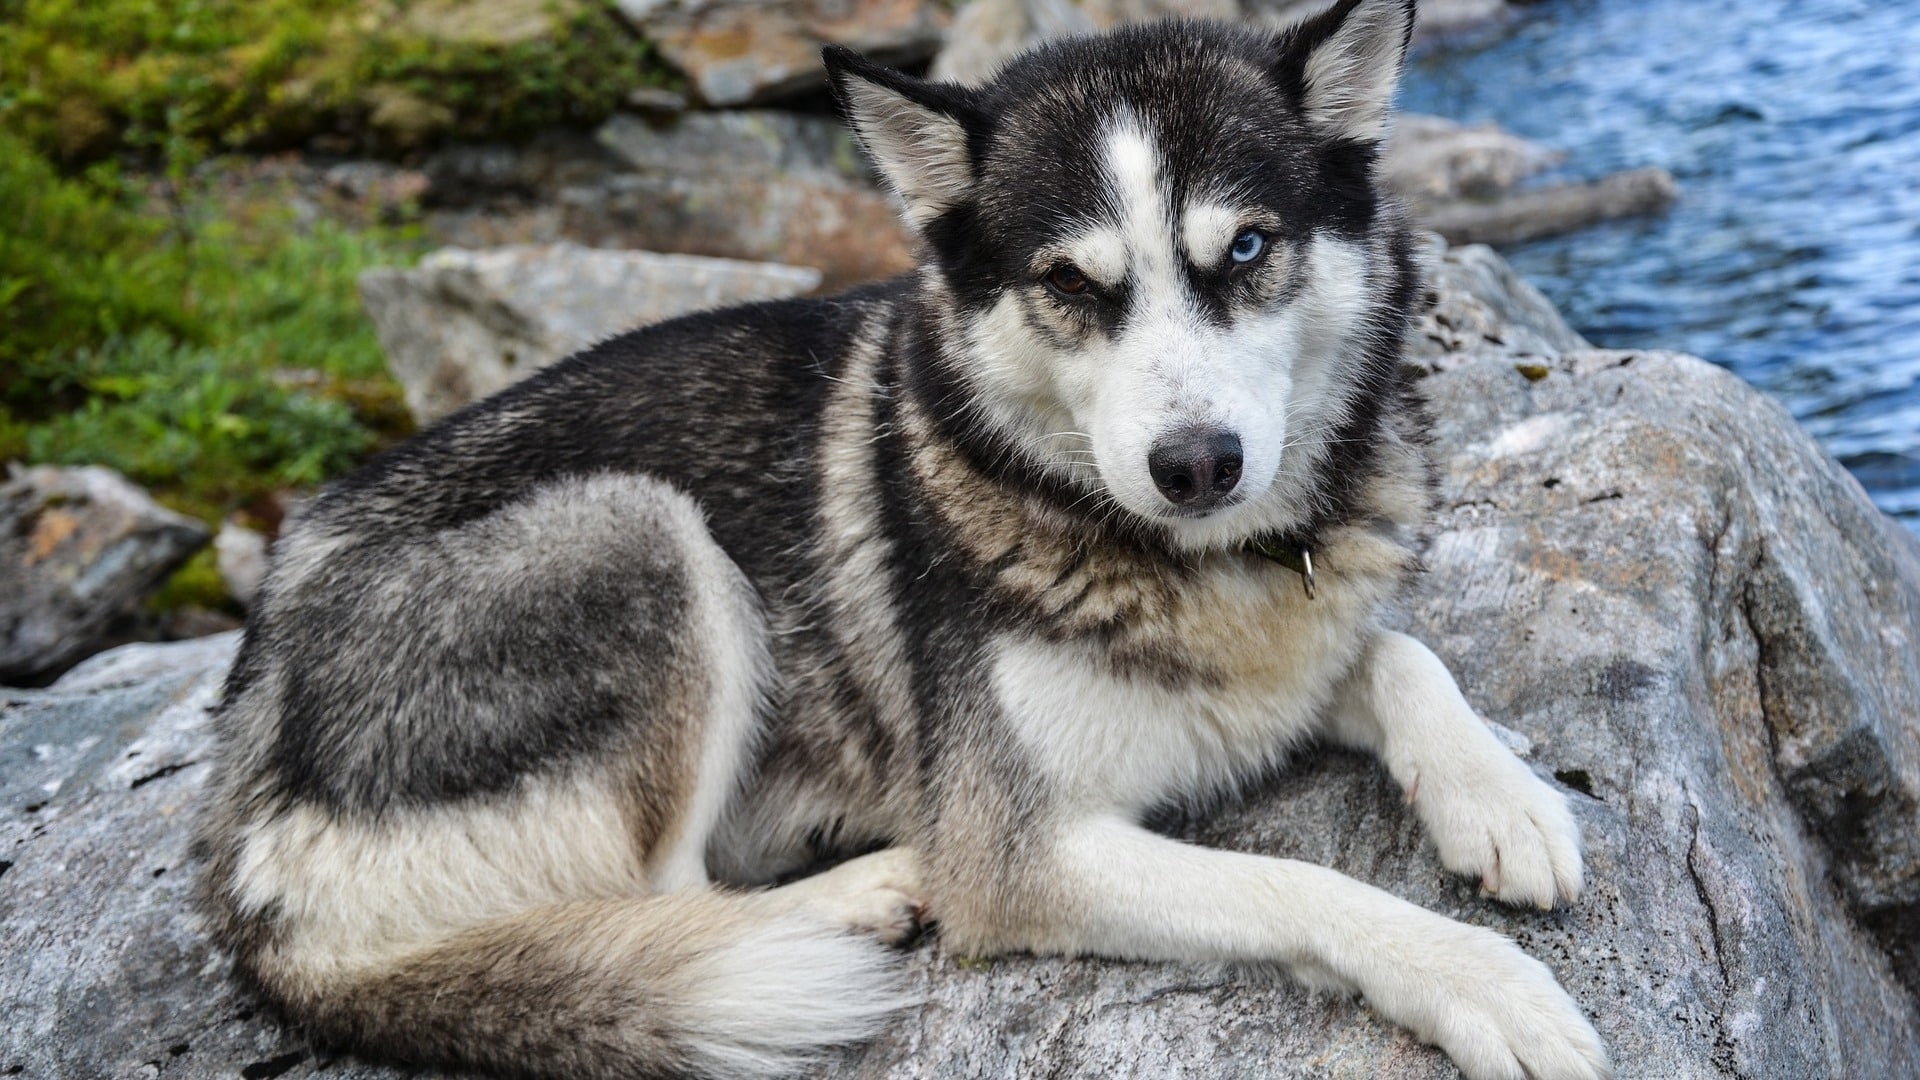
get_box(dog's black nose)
[1147,429,1243,510]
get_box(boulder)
[933,0,1521,85]
[1417,167,1681,247]
[419,116,917,293]
[1382,115,1679,247]
[0,465,209,687]
[618,0,950,106]
[359,243,823,425]
[930,0,1235,85]
[7,243,1920,1077]
[1385,114,1566,203]
[1408,233,1591,366]
[585,111,917,290]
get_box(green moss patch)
[1,130,422,529]
[1,0,671,162]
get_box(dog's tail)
[250,888,912,1079]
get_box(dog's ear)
[824,46,980,228]
[1278,0,1415,143]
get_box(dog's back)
[196,289,929,1077]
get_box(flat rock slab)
[359,243,823,425]
[1418,167,1681,247]
[0,466,209,686]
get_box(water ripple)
[1403,0,1920,528]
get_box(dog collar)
[1244,536,1317,600]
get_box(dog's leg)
[1327,630,1584,909]
[964,817,1609,1080]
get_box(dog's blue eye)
[1230,230,1266,265]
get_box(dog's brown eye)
[1045,265,1090,296]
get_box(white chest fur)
[989,561,1381,815]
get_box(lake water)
[1400,0,1920,529]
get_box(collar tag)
[1246,537,1317,600]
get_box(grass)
[0,128,423,534]
[2,0,671,610]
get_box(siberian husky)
[197,2,1610,1077]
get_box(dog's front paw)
[1405,742,1583,909]
[1370,918,1611,1080]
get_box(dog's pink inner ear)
[1296,0,1415,143]
[837,74,975,228]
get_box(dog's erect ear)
[824,45,980,228]
[1279,0,1415,143]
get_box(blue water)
[1400,0,1920,528]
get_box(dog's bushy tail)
[266,890,911,1079]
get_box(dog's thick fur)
[197,3,1611,1078]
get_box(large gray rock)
[0,465,209,686]
[359,243,823,425]
[7,244,1920,1077]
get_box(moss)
[1,129,422,532]
[1,0,676,164]
[145,547,236,614]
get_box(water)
[1400,0,1920,528]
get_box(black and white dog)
[197,3,1610,1077]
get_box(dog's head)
[827,0,1417,551]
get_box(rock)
[1408,232,1591,368]
[0,465,209,687]
[1382,116,1678,246]
[931,0,1235,85]
[8,246,1920,1076]
[597,109,870,185]
[420,116,917,292]
[321,162,432,212]
[358,243,823,425]
[0,633,366,1080]
[620,0,950,106]
[1384,114,1566,203]
[421,131,624,204]
[1417,167,1681,247]
[586,111,917,289]
[1245,0,1516,44]
[214,523,269,611]
[929,0,1094,85]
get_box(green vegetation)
[2,0,670,610]
[1,0,667,163]
[0,129,421,528]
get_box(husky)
[196,2,1611,1078]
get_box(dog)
[196,3,1611,1077]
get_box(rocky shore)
[2,3,1909,1077]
